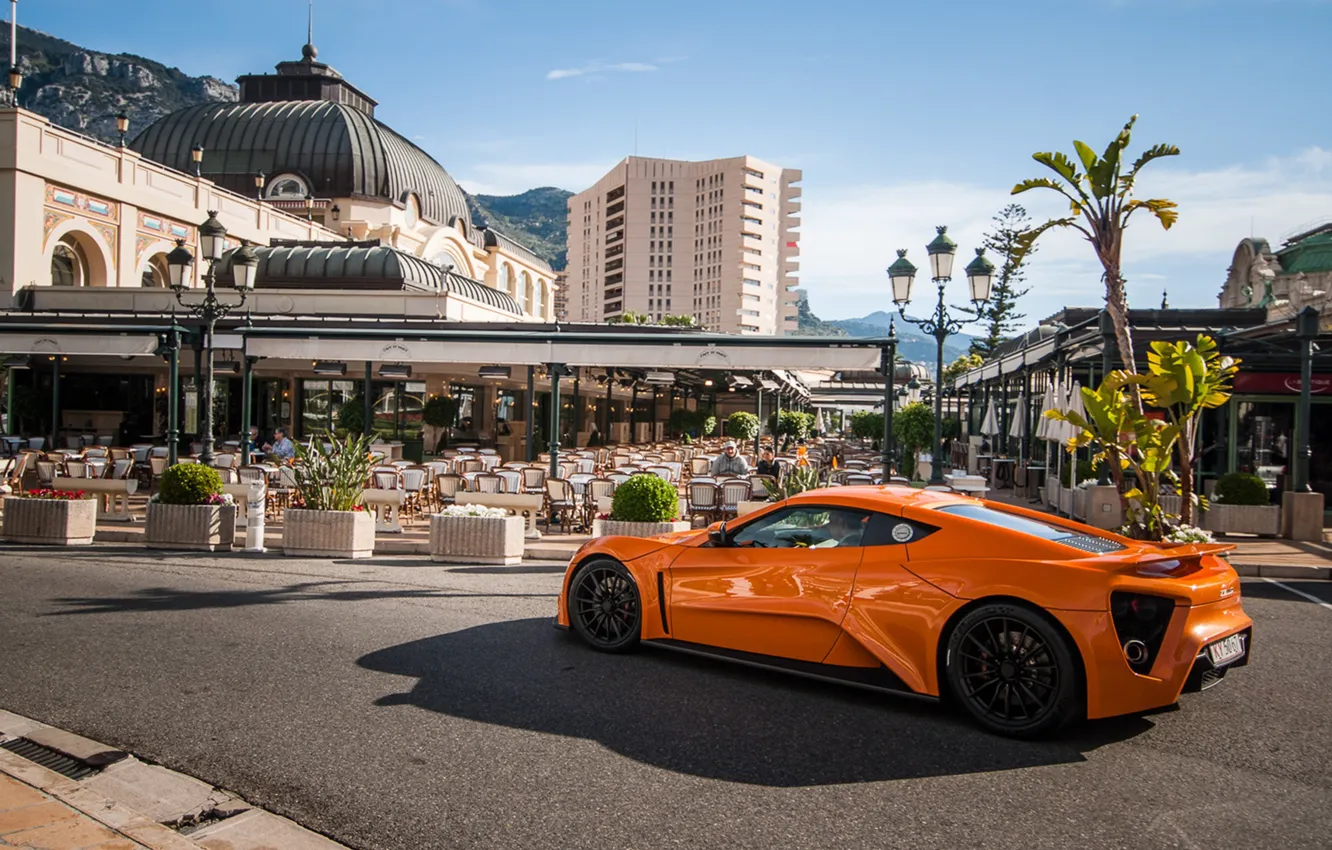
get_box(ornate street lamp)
[114,113,129,147]
[7,65,20,105]
[190,143,204,177]
[165,210,258,464]
[889,226,993,485]
[304,193,314,221]
[254,171,266,201]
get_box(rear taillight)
[1111,592,1176,675]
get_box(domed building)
[128,40,554,319]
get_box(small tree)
[849,410,884,447]
[726,411,760,442]
[942,353,984,383]
[1011,115,1180,392]
[337,395,367,435]
[960,204,1034,358]
[892,402,935,480]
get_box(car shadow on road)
[357,617,1152,787]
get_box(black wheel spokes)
[957,617,1059,726]
[574,568,639,645]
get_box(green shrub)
[611,474,679,522]
[727,411,760,442]
[1213,472,1269,506]
[292,432,376,511]
[768,465,819,502]
[337,395,366,435]
[1060,459,1098,486]
[422,396,459,428]
[158,463,223,505]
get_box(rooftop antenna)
[10,0,17,73]
[308,0,313,45]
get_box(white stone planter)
[282,509,375,558]
[736,500,769,517]
[1203,503,1281,536]
[1083,485,1124,530]
[2,497,96,545]
[429,514,525,565]
[592,519,691,538]
[145,503,237,552]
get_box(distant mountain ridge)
[467,187,572,270]
[797,304,973,366]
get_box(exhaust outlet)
[1123,639,1150,666]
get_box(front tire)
[945,602,1080,738]
[568,558,641,653]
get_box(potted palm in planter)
[283,432,377,558]
[429,503,525,565]
[145,464,236,551]
[2,488,96,545]
[592,474,690,537]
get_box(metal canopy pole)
[49,355,59,451]
[571,369,580,443]
[880,323,897,480]
[167,332,180,466]
[604,376,613,440]
[363,361,373,438]
[240,353,254,461]
[525,366,535,462]
[629,382,638,443]
[754,382,763,458]
[1295,306,1319,491]
[548,365,562,480]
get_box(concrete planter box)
[592,519,691,538]
[145,503,237,552]
[429,514,524,565]
[1204,503,1281,537]
[2,497,96,545]
[736,500,769,517]
[1084,485,1123,530]
[282,509,374,558]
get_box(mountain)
[798,302,974,368]
[468,187,572,270]
[1,24,235,144]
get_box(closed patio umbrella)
[981,400,1000,437]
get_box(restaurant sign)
[1232,372,1332,395]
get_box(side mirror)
[708,520,729,547]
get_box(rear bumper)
[1055,597,1253,719]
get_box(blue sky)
[20,0,1332,325]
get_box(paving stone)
[0,776,49,810]
[190,809,345,850]
[3,813,121,848]
[82,761,215,824]
[0,801,78,835]
[0,711,46,740]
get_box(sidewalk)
[1,772,149,849]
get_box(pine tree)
[962,204,1034,358]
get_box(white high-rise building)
[565,155,801,334]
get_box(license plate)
[1207,633,1246,667]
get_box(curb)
[1232,563,1332,580]
[0,708,350,850]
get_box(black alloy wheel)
[569,559,642,653]
[945,602,1080,738]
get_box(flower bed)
[144,464,237,551]
[429,505,524,565]
[3,490,96,545]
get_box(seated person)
[811,511,867,548]
[263,427,295,461]
[710,440,750,476]
[755,448,779,477]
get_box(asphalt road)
[0,547,1329,850]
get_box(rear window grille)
[1060,534,1125,554]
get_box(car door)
[666,504,870,662]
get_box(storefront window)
[449,384,481,431]
[370,381,426,439]
[300,379,356,436]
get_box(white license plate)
[1207,633,1246,667]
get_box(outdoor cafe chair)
[587,477,616,510]
[478,454,501,471]
[719,480,752,518]
[690,457,711,476]
[456,458,484,475]
[520,466,547,494]
[687,481,720,526]
[371,468,401,491]
[748,474,776,499]
[495,469,522,493]
[34,460,59,488]
[845,473,874,485]
[63,460,94,479]
[473,473,504,494]
[434,473,464,506]
[645,465,673,483]
[238,466,267,486]
[606,471,631,485]
[400,466,430,518]
[557,461,579,479]
[543,478,578,534]
[84,447,108,460]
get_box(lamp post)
[165,211,259,465]
[304,194,314,221]
[879,318,898,480]
[254,172,265,201]
[190,144,204,177]
[114,113,129,147]
[6,66,20,106]
[888,226,993,486]
[1294,306,1319,492]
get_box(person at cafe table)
[264,428,295,461]
[710,441,750,476]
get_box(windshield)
[936,504,1077,541]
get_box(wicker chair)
[520,466,547,494]
[687,481,720,526]
[400,466,430,520]
[719,480,752,518]
[434,473,465,507]
[473,473,504,494]
[544,478,578,534]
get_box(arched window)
[140,254,168,288]
[51,240,85,287]
[502,264,516,296]
[537,279,548,319]
[265,173,309,199]
[521,272,534,314]
[429,246,468,275]
[404,194,419,229]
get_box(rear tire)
[568,558,641,653]
[945,602,1080,738]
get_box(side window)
[862,513,937,546]
[730,506,869,549]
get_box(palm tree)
[1010,115,1179,392]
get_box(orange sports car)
[556,486,1252,737]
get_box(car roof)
[785,485,976,512]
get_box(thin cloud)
[546,61,658,81]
